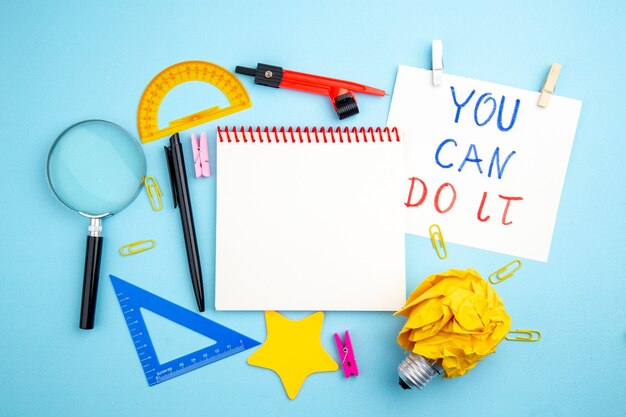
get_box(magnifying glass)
[46,120,146,329]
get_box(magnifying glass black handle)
[80,236,103,329]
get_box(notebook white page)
[215,128,406,311]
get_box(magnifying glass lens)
[47,121,145,216]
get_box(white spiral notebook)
[215,127,406,311]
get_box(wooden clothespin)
[334,331,358,378]
[538,63,562,107]
[432,40,444,86]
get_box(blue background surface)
[1,1,625,416]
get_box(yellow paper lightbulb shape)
[394,268,511,389]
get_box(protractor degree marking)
[137,61,252,143]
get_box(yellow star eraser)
[247,311,338,400]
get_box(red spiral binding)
[218,126,400,143]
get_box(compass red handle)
[235,63,385,120]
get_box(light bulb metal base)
[398,353,441,390]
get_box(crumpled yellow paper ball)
[394,268,511,378]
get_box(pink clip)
[334,331,358,378]
[191,132,210,178]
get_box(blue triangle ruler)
[110,275,260,386]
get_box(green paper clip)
[505,329,541,342]
[429,224,447,259]
[489,259,522,284]
[120,239,156,256]
[144,176,163,212]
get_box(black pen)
[165,133,205,312]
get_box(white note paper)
[388,66,582,262]
[215,129,406,310]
